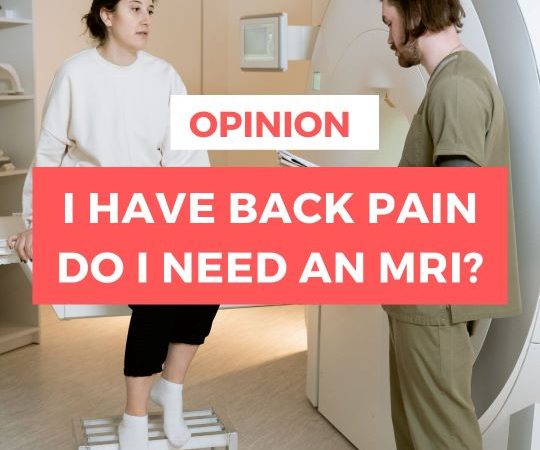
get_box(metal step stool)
[73,408,238,450]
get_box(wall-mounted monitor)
[240,13,288,71]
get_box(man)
[380,0,522,449]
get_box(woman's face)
[101,0,154,52]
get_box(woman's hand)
[7,229,33,262]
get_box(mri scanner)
[299,0,540,449]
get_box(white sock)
[150,377,191,448]
[118,413,148,450]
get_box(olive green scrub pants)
[388,317,484,450]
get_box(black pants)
[124,305,219,377]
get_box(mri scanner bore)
[303,0,540,449]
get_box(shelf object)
[0,169,28,177]
[0,95,33,101]
[0,17,32,29]
[0,322,39,354]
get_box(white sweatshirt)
[23,47,209,226]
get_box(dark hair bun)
[82,0,120,44]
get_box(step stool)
[73,408,238,450]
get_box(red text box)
[33,167,508,305]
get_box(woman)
[8,1,219,448]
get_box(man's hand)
[7,229,33,262]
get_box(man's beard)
[396,38,421,68]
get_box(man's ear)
[100,7,113,27]
[409,2,422,29]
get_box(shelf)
[0,215,25,236]
[0,169,28,177]
[0,17,32,28]
[0,95,33,101]
[0,0,39,356]
[0,322,39,354]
